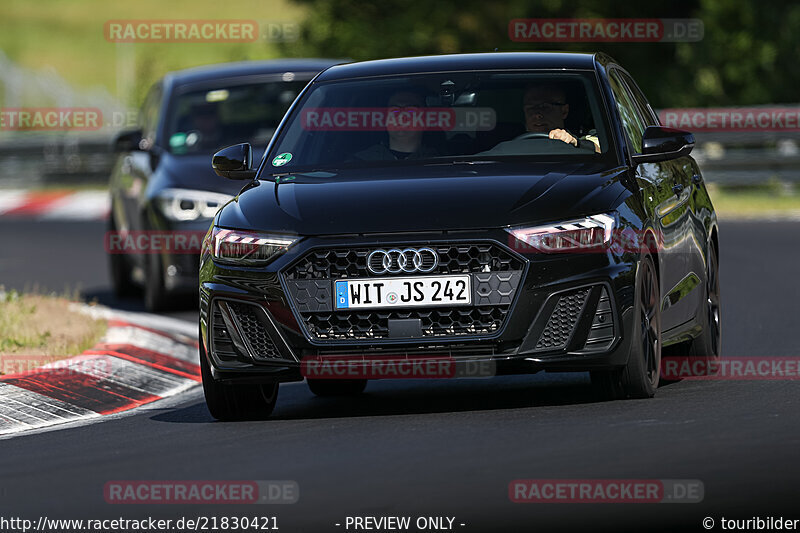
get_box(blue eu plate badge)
[336,281,349,309]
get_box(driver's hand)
[548,129,578,147]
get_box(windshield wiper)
[425,160,499,166]
[266,168,338,177]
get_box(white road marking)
[76,304,198,338]
[0,383,100,435]
[39,190,110,220]
[101,326,198,363]
[0,309,200,438]
[0,190,27,215]
[0,189,109,220]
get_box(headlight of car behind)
[157,188,234,222]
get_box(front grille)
[282,242,525,342]
[535,288,590,350]
[284,243,525,280]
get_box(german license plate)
[334,275,471,309]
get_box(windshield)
[166,80,309,155]
[266,71,614,172]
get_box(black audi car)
[107,59,342,311]
[199,52,720,420]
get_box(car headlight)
[505,213,616,253]
[209,227,297,265]
[156,188,234,222]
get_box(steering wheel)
[513,132,553,141]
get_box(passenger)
[355,89,439,160]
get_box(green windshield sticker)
[169,133,188,154]
[169,133,187,148]
[272,152,293,166]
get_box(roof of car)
[163,59,346,87]
[316,52,602,82]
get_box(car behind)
[107,59,343,311]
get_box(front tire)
[592,254,662,399]
[200,334,279,421]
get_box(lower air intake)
[535,288,590,350]
[211,300,292,362]
[579,287,615,353]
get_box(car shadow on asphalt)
[150,374,606,424]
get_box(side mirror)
[113,129,143,152]
[631,126,694,165]
[212,143,257,180]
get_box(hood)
[217,161,629,235]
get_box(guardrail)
[1,108,800,188]
[0,136,115,188]
[0,50,124,187]
[693,144,800,185]
[661,106,800,185]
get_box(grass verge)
[707,183,800,219]
[0,289,107,374]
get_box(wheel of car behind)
[200,335,279,421]
[107,213,139,298]
[591,253,662,399]
[144,252,170,312]
[307,379,368,397]
[692,243,721,361]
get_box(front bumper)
[199,230,638,384]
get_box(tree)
[280,0,798,107]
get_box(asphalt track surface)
[0,219,799,532]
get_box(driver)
[188,102,224,150]
[522,84,600,153]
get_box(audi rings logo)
[367,248,439,274]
